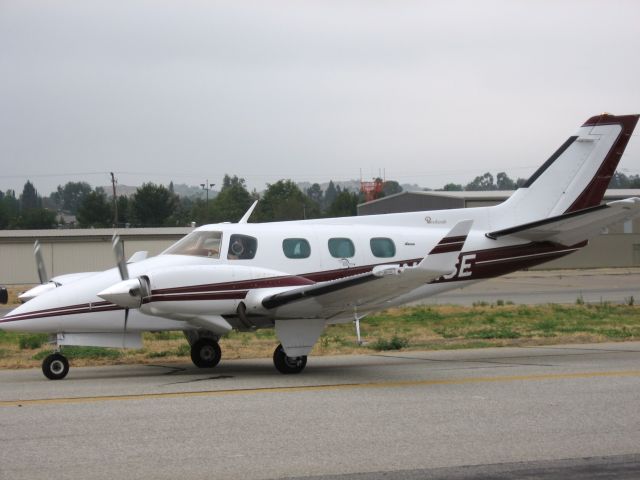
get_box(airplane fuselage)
[0,206,578,335]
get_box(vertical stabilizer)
[493,114,638,227]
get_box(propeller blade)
[124,307,129,334]
[34,241,49,284]
[112,234,129,281]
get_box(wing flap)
[486,198,640,245]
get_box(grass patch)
[465,328,521,339]
[33,347,122,361]
[19,334,49,350]
[371,335,409,351]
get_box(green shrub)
[19,334,48,350]
[33,347,122,360]
[371,335,409,351]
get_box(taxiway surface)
[2,342,640,479]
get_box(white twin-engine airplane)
[2,113,640,380]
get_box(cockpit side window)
[227,234,258,260]
[162,231,222,258]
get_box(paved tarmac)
[2,342,640,479]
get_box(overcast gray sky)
[1,0,639,195]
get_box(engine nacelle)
[137,264,294,318]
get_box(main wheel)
[190,338,222,368]
[273,344,307,374]
[42,353,69,380]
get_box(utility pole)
[200,179,215,213]
[110,172,118,227]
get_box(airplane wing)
[260,220,473,319]
[486,197,640,246]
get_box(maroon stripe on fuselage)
[432,241,586,283]
[0,304,123,323]
[144,291,248,303]
[152,275,315,295]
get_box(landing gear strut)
[273,344,307,374]
[190,338,222,368]
[42,352,69,380]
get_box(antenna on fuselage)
[238,200,258,224]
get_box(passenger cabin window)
[227,234,258,260]
[162,231,222,258]
[328,238,355,258]
[370,238,396,258]
[283,238,311,259]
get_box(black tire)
[273,344,307,374]
[42,353,69,380]
[190,338,222,368]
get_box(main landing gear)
[190,338,222,368]
[42,352,69,380]
[273,344,307,374]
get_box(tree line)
[0,175,371,229]
[1,171,638,229]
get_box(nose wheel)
[273,344,307,374]
[42,353,69,380]
[190,338,222,368]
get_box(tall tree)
[324,180,338,209]
[496,172,516,190]
[382,180,403,196]
[20,181,40,210]
[0,190,19,229]
[130,183,176,227]
[51,182,92,214]
[465,172,496,191]
[16,208,57,229]
[208,175,253,223]
[306,183,324,205]
[116,195,131,226]
[255,180,320,222]
[77,188,112,228]
[326,190,359,217]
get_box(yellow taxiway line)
[2,369,640,408]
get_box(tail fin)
[494,113,638,226]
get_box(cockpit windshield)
[162,231,222,258]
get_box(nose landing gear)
[42,352,69,380]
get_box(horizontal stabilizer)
[486,197,640,245]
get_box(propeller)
[34,240,49,284]
[111,234,132,333]
[18,241,57,302]
[112,234,129,281]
